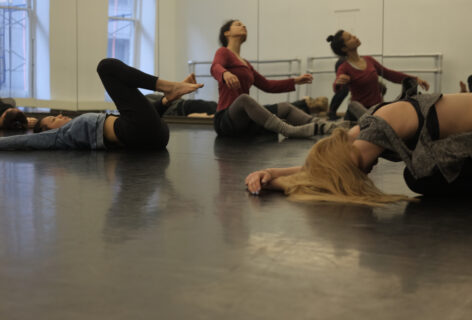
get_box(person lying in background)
[146,91,328,119]
[0,98,38,130]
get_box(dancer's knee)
[234,93,253,104]
[276,102,291,116]
[232,94,259,112]
[96,58,121,75]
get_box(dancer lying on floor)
[211,19,348,138]
[327,30,429,120]
[146,92,328,118]
[0,58,202,150]
[0,98,38,130]
[246,92,472,205]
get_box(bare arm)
[245,166,302,194]
[27,117,38,129]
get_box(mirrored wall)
[6,0,472,114]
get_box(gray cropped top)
[357,93,472,182]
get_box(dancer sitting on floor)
[246,91,472,205]
[327,57,387,120]
[327,30,430,120]
[211,19,348,138]
[0,58,202,150]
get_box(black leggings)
[97,58,169,149]
[404,159,472,196]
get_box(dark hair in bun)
[326,30,346,57]
[219,19,236,47]
[3,108,27,130]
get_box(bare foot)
[460,81,468,93]
[156,78,204,102]
[183,73,197,84]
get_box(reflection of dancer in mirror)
[246,92,472,205]
[0,58,202,150]
[212,20,348,138]
[459,75,472,93]
[327,30,430,120]
[145,93,328,118]
[0,98,38,130]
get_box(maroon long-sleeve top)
[211,47,295,112]
[334,56,410,107]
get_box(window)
[107,0,136,66]
[0,0,32,98]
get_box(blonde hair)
[277,128,413,206]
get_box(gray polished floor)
[1,124,471,320]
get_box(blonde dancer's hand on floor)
[245,170,272,195]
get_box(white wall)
[384,0,472,95]
[48,0,78,109]
[77,0,109,109]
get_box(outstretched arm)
[0,130,59,150]
[245,166,302,195]
[370,57,430,90]
[252,67,296,93]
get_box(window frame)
[107,0,138,67]
[0,0,33,98]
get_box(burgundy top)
[334,56,410,107]
[211,47,295,112]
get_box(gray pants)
[216,94,317,138]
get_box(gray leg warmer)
[311,117,352,135]
[263,114,315,138]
